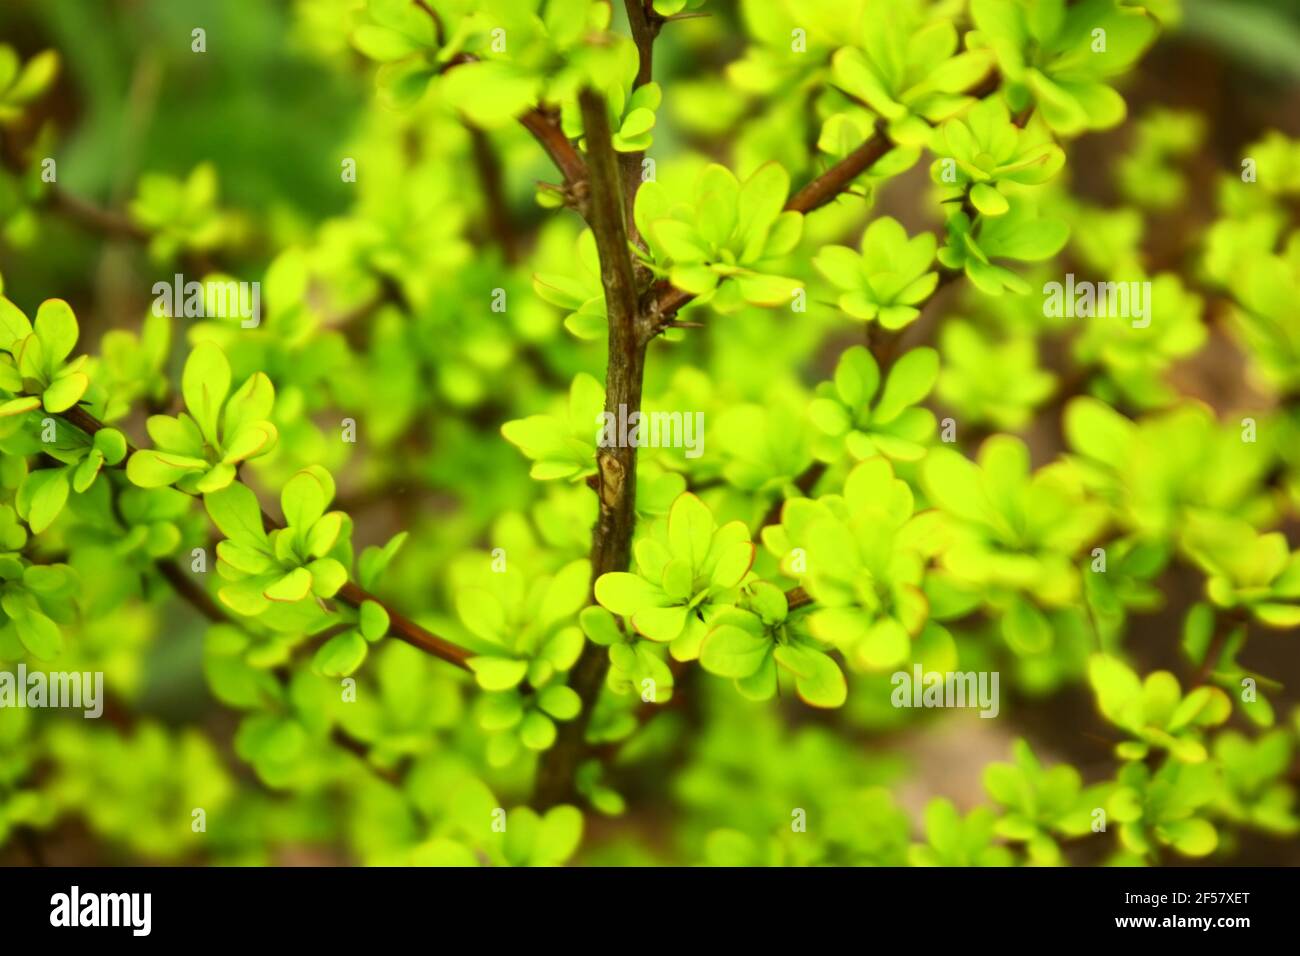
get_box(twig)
[467,124,519,264]
[786,586,813,611]
[47,187,149,241]
[534,89,647,809]
[645,127,894,331]
[157,560,226,623]
[518,107,589,195]
[624,0,659,89]
[759,460,826,530]
[57,404,474,670]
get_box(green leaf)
[359,600,389,642]
[307,557,347,598]
[42,373,89,413]
[1089,654,1142,726]
[264,567,312,603]
[699,624,770,678]
[314,631,368,677]
[775,644,847,708]
[594,572,664,616]
[7,50,59,103]
[282,468,330,528]
[970,183,1009,216]
[532,805,583,864]
[353,25,424,62]
[1003,597,1051,654]
[182,341,232,447]
[1160,818,1217,857]
[13,609,62,659]
[0,296,33,350]
[222,373,276,443]
[519,710,557,750]
[0,396,40,418]
[20,468,70,534]
[441,61,539,129]
[205,482,269,548]
[468,656,528,691]
[667,493,714,569]
[875,347,939,422]
[93,428,128,466]
[537,685,581,720]
[33,299,78,368]
[579,606,623,646]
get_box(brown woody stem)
[58,404,473,670]
[534,89,647,808]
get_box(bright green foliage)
[501,372,602,480]
[90,311,171,422]
[1083,536,1167,647]
[48,722,234,858]
[938,197,1070,294]
[1115,108,1204,210]
[456,555,588,765]
[713,400,813,494]
[923,437,1106,652]
[0,298,91,416]
[831,1,994,146]
[355,0,609,121]
[13,424,127,534]
[399,777,583,866]
[580,604,674,705]
[1107,759,1220,860]
[971,0,1159,135]
[2,0,1297,873]
[652,0,705,16]
[930,98,1065,215]
[1224,240,1300,394]
[937,320,1055,430]
[206,468,351,615]
[984,740,1106,865]
[909,799,1014,866]
[0,46,59,122]
[636,163,803,312]
[595,492,754,661]
[0,553,77,661]
[351,0,439,66]
[808,346,938,461]
[128,342,278,493]
[1181,513,1300,629]
[699,581,846,707]
[814,218,938,327]
[330,643,463,767]
[1212,731,1298,836]
[728,0,850,97]
[128,164,232,262]
[533,231,607,340]
[783,458,935,670]
[1065,398,1270,538]
[1072,274,1206,409]
[566,74,662,153]
[1089,655,1231,763]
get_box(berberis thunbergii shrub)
[0,0,1297,868]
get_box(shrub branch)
[534,88,647,808]
[57,404,473,670]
